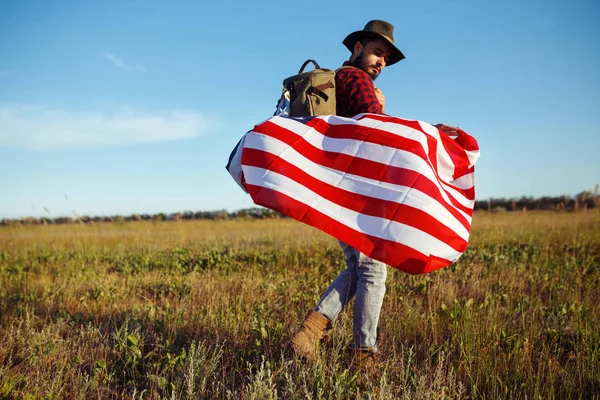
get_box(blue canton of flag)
[274,89,290,117]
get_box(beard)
[351,51,379,80]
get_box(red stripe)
[445,180,475,201]
[454,128,480,152]
[444,164,475,200]
[438,133,472,181]
[242,148,469,253]
[245,184,452,274]
[302,118,432,165]
[332,114,479,190]
[300,117,445,190]
[249,124,473,228]
[340,116,477,195]
[257,120,474,215]
[335,114,445,174]
[275,117,478,201]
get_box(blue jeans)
[315,240,387,350]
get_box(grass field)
[0,211,599,399]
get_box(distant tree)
[153,213,166,222]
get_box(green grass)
[0,211,599,399]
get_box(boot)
[289,310,331,360]
[349,347,380,377]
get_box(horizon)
[2,0,599,219]
[3,188,597,221]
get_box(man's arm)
[435,123,461,135]
[374,88,385,113]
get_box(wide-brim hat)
[342,20,405,66]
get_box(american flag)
[274,89,290,117]
[226,114,480,274]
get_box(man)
[335,20,404,117]
[289,20,405,368]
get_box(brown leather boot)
[289,310,331,360]
[349,347,380,377]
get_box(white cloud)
[0,104,220,149]
[104,53,147,72]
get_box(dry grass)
[0,211,599,399]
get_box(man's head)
[349,37,393,80]
[342,20,405,79]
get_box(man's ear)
[353,41,363,55]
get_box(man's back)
[335,64,383,117]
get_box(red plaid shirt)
[335,62,383,117]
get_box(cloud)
[104,53,147,72]
[0,104,220,149]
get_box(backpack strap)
[303,66,353,103]
[299,59,321,73]
[306,81,335,102]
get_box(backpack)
[277,60,338,117]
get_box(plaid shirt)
[335,62,383,117]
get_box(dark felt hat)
[342,20,405,66]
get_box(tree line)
[474,189,599,212]
[0,208,282,226]
[1,189,598,227]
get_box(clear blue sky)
[1,0,598,219]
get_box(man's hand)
[435,123,461,136]
[374,88,385,113]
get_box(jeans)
[315,240,387,350]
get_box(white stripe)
[274,115,431,159]
[347,116,475,207]
[244,131,471,238]
[242,165,464,261]
[419,121,457,181]
[447,172,475,191]
[262,118,475,212]
[226,136,249,194]
[283,115,476,207]
[301,114,476,180]
[465,149,480,168]
[294,115,456,185]
[353,116,476,208]
[440,182,475,209]
[360,116,476,205]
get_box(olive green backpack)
[280,59,339,117]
